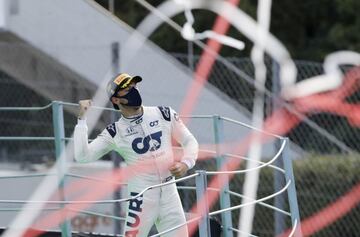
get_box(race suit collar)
[120,106,144,122]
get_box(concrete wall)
[0,0,303,234]
[0,0,6,28]
[0,0,302,154]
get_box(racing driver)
[74,73,199,237]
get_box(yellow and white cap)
[107,73,142,98]
[107,73,142,110]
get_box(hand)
[169,162,188,178]
[78,99,92,119]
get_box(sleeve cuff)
[181,159,194,169]
[77,119,87,126]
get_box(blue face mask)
[117,87,142,107]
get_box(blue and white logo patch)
[158,106,171,121]
[131,131,162,154]
[106,123,117,138]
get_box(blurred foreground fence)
[0,48,359,236]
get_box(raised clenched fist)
[78,99,92,119]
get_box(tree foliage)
[95,0,359,61]
[270,0,360,61]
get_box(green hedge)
[214,155,360,236]
[290,155,360,237]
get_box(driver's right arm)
[74,119,115,163]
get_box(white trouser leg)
[156,184,188,237]
[124,190,159,237]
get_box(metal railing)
[0,101,302,237]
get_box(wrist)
[181,160,192,170]
[77,118,87,126]
[78,113,86,120]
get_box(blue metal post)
[282,138,302,237]
[272,60,286,236]
[111,41,122,235]
[274,141,286,236]
[52,101,72,237]
[195,170,211,237]
[213,115,233,237]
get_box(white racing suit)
[74,106,198,237]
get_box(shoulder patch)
[106,123,117,138]
[158,106,171,121]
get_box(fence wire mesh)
[173,53,360,236]
[173,53,360,154]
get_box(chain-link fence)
[173,53,360,154]
[173,53,360,236]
